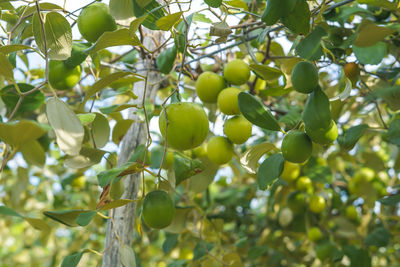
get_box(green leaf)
[261,0,296,26]
[353,42,387,65]
[32,12,72,60]
[120,244,136,267]
[205,0,222,8]
[91,29,141,54]
[109,0,134,20]
[43,210,91,227]
[0,52,14,80]
[77,113,96,126]
[238,92,281,131]
[100,199,137,211]
[240,142,278,174]
[0,120,47,146]
[97,162,141,187]
[75,210,97,226]
[132,0,165,30]
[163,233,179,254]
[281,0,310,35]
[112,119,134,145]
[356,0,398,11]
[156,11,182,31]
[64,43,91,69]
[1,83,45,115]
[174,14,194,53]
[99,104,138,115]
[257,153,284,190]
[0,205,23,217]
[295,25,327,60]
[64,147,105,169]
[338,124,369,150]
[0,44,34,54]
[387,119,400,146]
[343,246,371,267]
[354,20,395,47]
[249,64,282,81]
[173,153,204,186]
[92,113,110,148]
[46,97,84,156]
[302,86,331,130]
[156,46,177,74]
[61,251,84,267]
[378,194,400,206]
[193,242,215,260]
[20,140,46,167]
[364,227,391,247]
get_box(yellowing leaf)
[0,120,47,146]
[0,52,14,80]
[112,119,134,145]
[354,20,395,47]
[100,199,137,211]
[92,113,110,148]
[46,97,84,156]
[20,140,46,167]
[250,64,283,81]
[225,0,248,11]
[156,11,183,31]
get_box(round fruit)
[309,195,326,214]
[308,227,323,242]
[223,116,252,144]
[281,130,313,163]
[207,136,234,165]
[343,62,360,80]
[71,176,86,189]
[345,205,358,221]
[223,59,251,85]
[48,60,81,90]
[217,87,241,115]
[142,190,175,229]
[291,61,319,94]
[195,71,226,103]
[353,167,375,183]
[295,176,312,191]
[77,3,117,43]
[278,207,293,227]
[159,102,209,150]
[280,161,300,182]
[305,120,338,145]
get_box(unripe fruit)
[217,87,241,115]
[223,116,252,144]
[345,205,358,221]
[223,59,251,85]
[207,136,234,165]
[343,62,360,80]
[308,227,323,242]
[77,3,117,43]
[159,102,209,151]
[110,179,124,200]
[295,176,312,191]
[280,161,300,182]
[291,61,319,94]
[353,167,375,183]
[195,71,226,103]
[281,130,313,163]
[309,195,326,214]
[71,176,86,189]
[305,120,338,145]
[142,190,175,229]
[48,60,81,90]
[287,191,307,214]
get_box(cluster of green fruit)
[282,61,338,164]
[159,59,253,166]
[48,3,117,91]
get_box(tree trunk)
[102,29,164,267]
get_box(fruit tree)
[0,0,400,266]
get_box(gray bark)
[102,30,164,267]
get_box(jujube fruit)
[196,71,226,103]
[48,60,81,90]
[207,136,234,165]
[142,190,175,229]
[217,87,241,115]
[291,61,319,94]
[223,59,251,85]
[281,130,313,163]
[223,116,252,144]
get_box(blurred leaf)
[238,92,281,131]
[189,156,219,193]
[99,104,138,114]
[240,142,278,173]
[20,140,46,167]
[205,0,222,8]
[163,233,178,253]
[354,20,395,47]
[164,207,192,234]
[97,162,142,187]
[193,242,214,260]
[364,227,391,247]
[353,42,387,65]
[343,246,371,267]
[281,0,310,35]
[112,119,134,145]
[120,244,136,267]
[64,147,105,169]
[248,246,268,259]
[61,251,84,267]
[46,97,84,156]
[331,77,352,101]
[0,205,23,217]
[156,46,177,74]
[387,119,400,146]
[249,64,282,81]
[156,11,182,31]
[0,52,14,80]
[77,113,96,126]
[338,124,369,150]
[92,113,110,148]
[257,153,284,190]
[1,83,45,115]
[100,199,137,211]
[296,25,326,60]
[0,120,47,146]
[110,0,134,20]
[174,14,193,53]
[0,44,33,54]
[44,210,91,227]
[378,194,400,206]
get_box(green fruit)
[353,167,375,183]
[110,179,124,200]
[196,71,226,103]
[295,176,312,191]
[48,60,81,90]
[207,136,234,165]
[316,240,335,261]
[345,205,358,221]
[223,59,250,85]
[305,120,338,145]
[280,161,300,182]
[291,61,319,94]
[71,176,86,189]
[281,130,313,163]
[223,116,252,144]
[302,86,332,130]
[142,190,175,229]
[287,191,307,214]
[77,3,117,43]
[308,227,323,242]
[217,87,241,115]
[159,102,209,151]
[309,195,326,214]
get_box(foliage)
[0,0,400,266]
